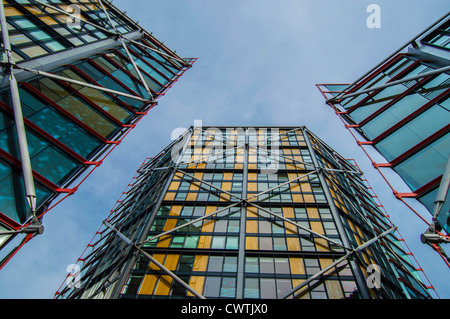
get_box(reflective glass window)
[376,104,450,161]
[394,134,449,190]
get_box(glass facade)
[0,0,194,266]
[317,15,450,238]
[55,126,435,299]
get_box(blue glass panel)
[20,88,103,159]
[0,109,82,187]
[394,134,450,190]
[0,158,53,225]
[362,93,429,140]
[375,104,450,161]
[26,130,82,186]
[419,189,450,233]
[134,47,178,80]
[78,61,146,110]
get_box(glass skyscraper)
[0,0,194,268]
[55,126,436,299]
[317,13,450,266]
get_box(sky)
[0,0,449,299]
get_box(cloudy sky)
[0,0,449,299]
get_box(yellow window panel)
[235,163,243,170]
[248,173,257,181]
[223,172,233,180]
[247,207,259,218]
[164,192,176,201]
[189,182,200,192]
[291,194,303,203]
[186,192,198,201]
[246,220,258,234]
[325,280,344,299]
[248,163,257,170]
[315,238,329,252]
[139,274,158,295]
[219,194,231,202]
[157,235,171,248]
[310,221,324,235]
[245,237,258,250]
[205,206,217,216]
[221,182,232,191]
[286,164,296,170]
[193,255,208,272]
[164,254,180,271]
[194,172,204,180]
[37,14,61,25]
[169,206,182,217]
[291,279,309,299]
[163,219,177,232]
[307,207,320,219]
[5,6,23,17]
[282,207,295,219]
[187,276,205,297]
[301,183,312,192]
[284,222,298,235]
[303,194,315,203]
[198,236,211,249]
[149,253,166,271]
[286,238,301,252]
[202,220,215,233]
[248,183,257,192]
[155,276,173,295]
[169,181,180,191]
[289,257,305,274]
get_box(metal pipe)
[247,202,350,251]
[434,155,450,221]
[302,127,372,299]
[331,12,450,101]
[31,0,114,36]
[0,2,36,214]
[331,65,450,102]
[16,66,152,103]
[103,222,205,299]
[280,227,397,299]
[97,0,154,99]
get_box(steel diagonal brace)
[329,65,450,103]
[103,221,206,299]
[175,168,244,202]
[322,169,373,227]
[30,0,192,64]
[140,201,244,245]
[97,0,154,100]
[249,146,316,170]
[192,127,247,148]
[245,169,319,202]
[246,202,350,252]
[180,144,244,167]
[15,66,152,103]
[246,127,303,147]
[0,2,42,231]
[279,226,397,299]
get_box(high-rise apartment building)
[317,13,450,266]
[0,0,194,267]
[55,125,436,299]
